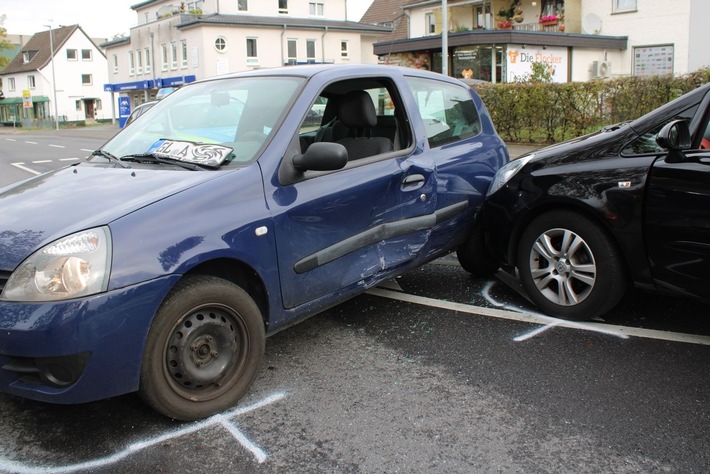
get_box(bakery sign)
[506,45,568,83]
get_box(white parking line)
[81,148,94,152]
[49,144,65,148]
[366,287,710,346]
[31,160,52,164]
[0,392,287,473]
[59,158,81,161]
[10,163,42,175]
[5,138,16,141]
[25,141,37,144]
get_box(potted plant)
[539,14,558,26]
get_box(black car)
[480,82,710,320]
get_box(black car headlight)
[487,155,534,197]
[1,227,112,302]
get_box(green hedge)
[472,68,710,144]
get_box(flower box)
[539,15,558,26]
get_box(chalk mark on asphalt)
[0,392,287,473]
[367,285,710,346]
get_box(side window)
[405,77,481,148]
[622,104,699,155]
[701,120,710,149]
[297,79,409,160]
[301,96,328,132]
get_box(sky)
[0,0,375,39]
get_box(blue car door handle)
[402,174,426,191]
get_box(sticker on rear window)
[148,139,233,168]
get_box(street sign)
[22,90,32,109]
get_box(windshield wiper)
[120,153,205,171]
[90,149,129,168]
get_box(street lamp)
[44,23,60,130]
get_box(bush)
[472,68,710,144]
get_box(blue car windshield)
[103,76,304,166]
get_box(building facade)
[365,0,710,83]
[0,25,112,126]
[102,0,391,115]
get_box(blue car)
[0,65,507,420]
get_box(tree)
[529,61,554,83]
[514,61,554,84]
[0,15,13,68]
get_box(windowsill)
[611,9,637,14]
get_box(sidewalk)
[0,123,121,140]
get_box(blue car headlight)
[487,155,534,197]
[1,227,112,302]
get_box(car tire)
[517,210,626,321]
[139,275,265,421]
[457,222,500,277]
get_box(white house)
[0,25,113,126]
[364,0,710,83]
[101,0,391,117]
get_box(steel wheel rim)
[528,227,597,306]
[163,303,249,401]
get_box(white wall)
[688,0,710,72]
[582,0,692,77]
[51,32,113,121]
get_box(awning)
[0,96,50,105]
[103,80,155,93]
[155,75,196,88]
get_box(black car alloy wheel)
[517,210,627,321]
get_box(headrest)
[337,90,377,129]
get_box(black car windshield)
[101,76,304,166]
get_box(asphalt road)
[0,127,708,473]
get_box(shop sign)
[506,45,568,83]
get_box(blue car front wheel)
[139,275,265,420]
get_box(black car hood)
[524,124,633,166]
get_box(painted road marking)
[59,158,81,161]
[0,392,287,473]
[49,144,65,148]
[25,141,37,144]
[81,148,94,152]
[31,160,52,164]
[10,163,42,175]
[366,287,710,346]
[5,138,16,141]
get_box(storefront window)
[453,46,494,82]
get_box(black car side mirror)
[657,120,692,163]
[292,142,348,172]
[657,120,692,151]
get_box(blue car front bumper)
[0,275,179,404]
